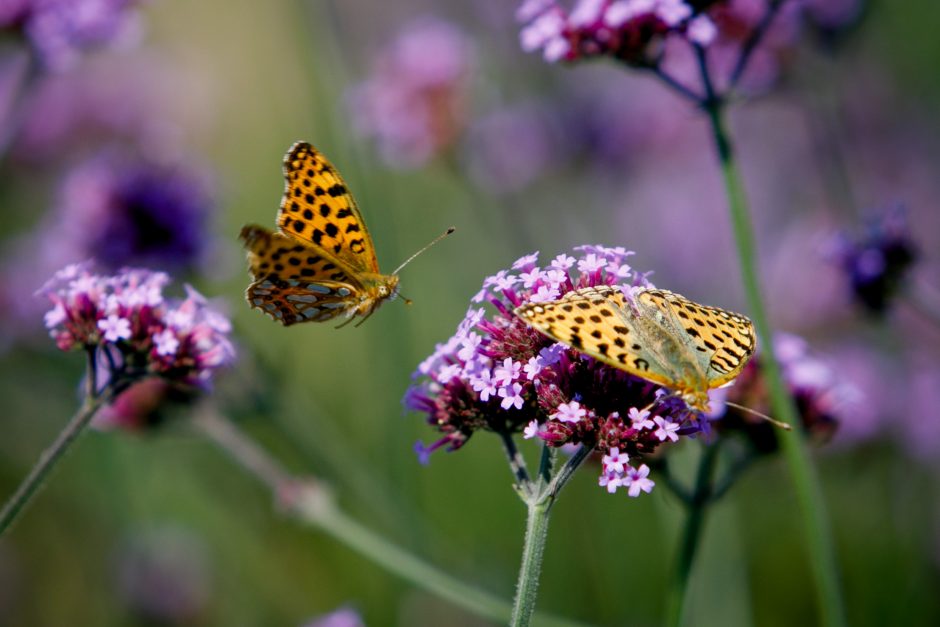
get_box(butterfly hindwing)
[636,289,755,387]
[515,285,757,410]
[277,142,379,273]
[246,276,361,326]
[240,225,364,325]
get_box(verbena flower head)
[406,246,717,497]
[3,0,146,72]
[347,16,475,169]
[518,0,865,92]
[829,206,917,314]
[518,0,721,65]
[40,264,235,388]
[717,333,859,452]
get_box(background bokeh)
[1,1,939,625]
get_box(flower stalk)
[696,46,847,627]
[0,349,113,536]
[508,442,593,627]
[194,408,586,627]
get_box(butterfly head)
[679,390,711,415]
[378,274,400,302]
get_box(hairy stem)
[510,500,552,627]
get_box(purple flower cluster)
[1,0,146,71]
[406,246,709,497]
[829,207,918,314]
[40,263,234,388]
[518,0,720,64]
[47,150,216,274]
[347,16,475,168]
[518,0,865,93]
[719,333,858,451]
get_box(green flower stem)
[510,444,593,627]
[0,349,111,537]
[698,51,847,627]
[665,442,720,627]
[511,499,552,627]
[194,410,587,627]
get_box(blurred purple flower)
[114,525,211,624]
[463,102,565,194]
[9,57,173,163]
[40,264,235,388]
[519,0,865,94]
[1,0,147,72]
[302,607,365,627]
[406,245,718,496]
[0,148,217,343]
[92,377,194,430]
[518,0,721,64]
[52,150,214,273]
[718,332,860,452]
[829,206,917,314]
[348,16,475,169]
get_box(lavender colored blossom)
[302,606,365,627]
[40,264,235,389]
[718,332,858,452]
[1,0,147,71]
[51,150,216,274]
[0,148,216,341]
[518,0,866,93]
[830,206,917,314]
[406,245,715,496]
[347,17,475,169]
[517,0,721,65]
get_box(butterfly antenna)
[391,227,456,276]
[725,401,792,431]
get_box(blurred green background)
[1,1,939,625]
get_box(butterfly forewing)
[278,142,379,273]
[515,286,678,389]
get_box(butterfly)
[514,285,756,413]
[240,141,413,327]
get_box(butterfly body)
[240,142,399,326]
[515,286,755,413]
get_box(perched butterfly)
[515,285,756,414]
[240,141,451,327]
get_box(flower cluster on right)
[407,246,857,497]
[408,246,714,497]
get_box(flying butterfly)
[240,141,452,327]
[515,285,758,414]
